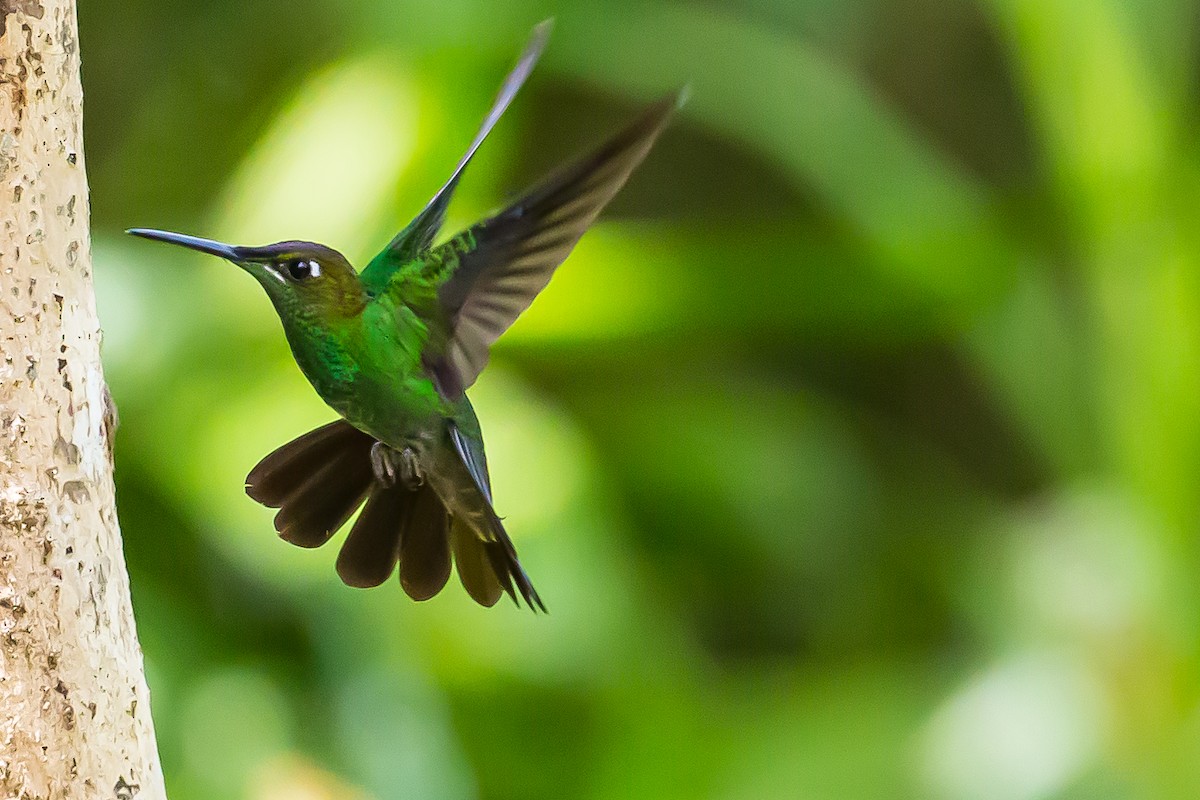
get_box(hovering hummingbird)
[129,22,680,611]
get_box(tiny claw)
[399,446,424,490]
[370,442,396,486]
[370,442,423,490]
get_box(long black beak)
[126,228,243,261]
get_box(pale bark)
[0,2,166,798]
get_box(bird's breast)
[286,326,359,405]
[285,311,447,448]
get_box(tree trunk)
[0,2,166,797]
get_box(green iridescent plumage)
[129,22,681,611]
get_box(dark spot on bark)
[24,355,35,382]
[53,435,79,465]
[114,776,140,799]
[47,652,58,669]
[66,151,75,165]
[55,681,76,731]
[58,12,74,55]
[62,480,88,503]
[102,385,119,455]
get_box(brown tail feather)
[452,519,503,607]
[264,436,374,548]
[398,486,452,600]
[482,513,546,612]
[245,421,375,547]
[335,482,407,588]
[447,422,545,612]
[246,421,373,507]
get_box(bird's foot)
[370,442,424,490]
[398,446,424,490]
[370,442,396,486]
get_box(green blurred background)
[78,0,1200,797]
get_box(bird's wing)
[359,21,551,294]
[395,91,681,399]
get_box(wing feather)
[424,92,682,398]
[359,21,551,293]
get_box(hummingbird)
[128,22,680,612]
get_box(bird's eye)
[285,259,320,281]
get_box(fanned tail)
[246,420,543,611]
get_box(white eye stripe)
[308,260,321,278]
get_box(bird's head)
[127,229,367,320]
